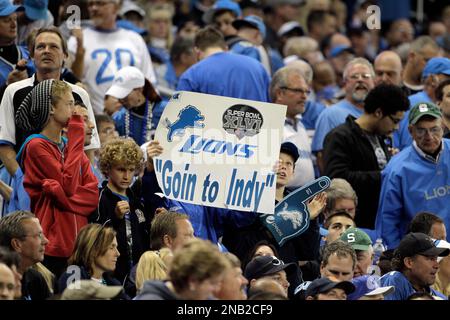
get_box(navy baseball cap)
[232,15,266,39]
[244,256,296,280]
[305,277,355,298]
[202,0,242,24]
[330,45,354,58]
[280,142,299,163]
[422,57,450,79]
[0,0,24,16]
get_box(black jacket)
[323,115,391,228]
[93,180,152,282]
[21,268,52,300]
[57,265,128,299]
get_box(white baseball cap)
[61,280,123,300]
[106,66,145,99]
[365,285,395,297]
[434,239,450,263]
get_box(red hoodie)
[23,115,99,258]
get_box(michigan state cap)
[408,102,442,125]
[340,227,372,251]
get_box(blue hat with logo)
[202,0,242,25]
[330,45,354,58]
[422,57,450,79]
[348,275,395,300]
[0,0,24,17]
[232,15,266,39]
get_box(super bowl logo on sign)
[222,104,264,139]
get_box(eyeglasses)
[414,126,442,138]
[387,114,402,125]
[280,87,311,96]
[348,73,373,80]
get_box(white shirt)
[283,116,315,188]
[68,27,157,114]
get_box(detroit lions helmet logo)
[278,202,303,229]
[260,176,331,246]
[165,105,205,142]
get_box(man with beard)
[322,84,409,228]
[312,58,375,174]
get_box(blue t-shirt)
[177,52,270,102]
[0,46,34,87]
[163,61,178,90]
[381,271,447,300]
[312,99,363,152]
[268,48,284,74]
[230,40,261,62]
[165,199,257,244]
[301,100,326,130]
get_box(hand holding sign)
[261,176,331,246]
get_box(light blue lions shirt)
[312,99,363,152]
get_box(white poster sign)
[153,91,287,214]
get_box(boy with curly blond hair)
[94,137,151,282]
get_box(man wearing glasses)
[376,102,450,249]
[270,66,314,189]
[322,84,409,230]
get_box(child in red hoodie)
[15,79,99,277]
